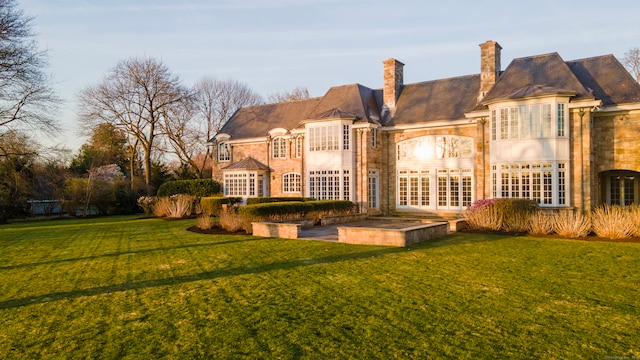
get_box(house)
[210,40,640,217]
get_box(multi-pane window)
[371,128,377,148]
[557,104,565,137]
[492,103,567,140]
[343,125,350,150]
[309,125,341,151]
[368,170,379,209]
[272,137,286,159]
[309,170,350,200]
[224,173,247,196]
[218,142,230,162]
[492,162,567,206]
[295,136,303,158]
[282,173,301,193]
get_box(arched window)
[218,142,230,162]
[272,137,287,159]
[283,173,301,193]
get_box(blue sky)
[20,0,640,151]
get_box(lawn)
[0,216,638,359]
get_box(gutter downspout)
[578,108,585,214]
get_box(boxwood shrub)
[245,197,315,205]
[156,179,221,197]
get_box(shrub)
[631,205,640,237]
[463,204,502,231]
[553,210,591,238]
[156,179,221,197]
[493,198,539,233]
[152,195,198,219]
[219,208,243,233]
[200,197,242,216]
[528,210,554,236]
[246,197,314,205]
[137,196,157,215]
[196,213,214,230]
[239,201,315,218]
[591,205,634,239]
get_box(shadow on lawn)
[0,245,413,310]
[0,237,261,272]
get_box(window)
[493,103,562,140]
[368,170,379,209]
[283,173,301,193]
[224,173,247,196]
[557,104,565,137]
[309,169,350,200]
[343,125,350,150]
[371,128,377,148]
[492,162,568,206]
[272,137,287,159]
[218,142,230,162]
[295,136,303,158]
[309,125,341,151]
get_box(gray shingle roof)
[391,74,481,125]
[566,54,640,105]
[220,157,270,171]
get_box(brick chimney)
[383,58,404,115]
[479,40,502,100]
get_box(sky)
[19,0,640,152]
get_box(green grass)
[0,216,639,359]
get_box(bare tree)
[0,0,59,137]
[164,77,263,177]
[622,47,640,82]
[78,57,187,193]
[266,86,310,103]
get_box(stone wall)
[338,222,448,247]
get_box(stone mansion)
[210,40,640,217]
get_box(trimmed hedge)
[246,197,315,205]
[238,200,354,218]
[200,197,242,216]
[156,179,221,197]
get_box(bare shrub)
[219,209,244,233]
[196,213,214,230]
[463,206,502,231]
[151,195,198,219]
[502,212,530,233]
[152,197,172,217]
[591,205,633,239]
[630,205,640,237]
[528,210,554,235]
[553,210,591,238]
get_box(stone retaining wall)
[337,222,448,247]
[252,222,300,239]
[320,213,367,225]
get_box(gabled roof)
[307,84,381,124]
[391,74,481,125]
[220,157,271,171]
[566,54,640,105]
[481,53,592,105]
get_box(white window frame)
[218,142,230,162]
[491,161,568,207]
[272,137,287,159]
[282,173,302,193]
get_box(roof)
[216,84,381,140]
[566,54,640,105]
[216,49,640,140]
[481,53,592,105]
[220,157,271,171]
[391,74,481,125]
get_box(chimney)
[383,58,404,115]
[479,40,502,100]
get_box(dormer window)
[272,137,287,159]
[218,142,230,162]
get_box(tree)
[266,86,310,103]
[70,123,129,176]
[162,77,262,178]
[0,130,36,221]
[622,47,640,82]
[78,57,187,194]
[0,0,58,137]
